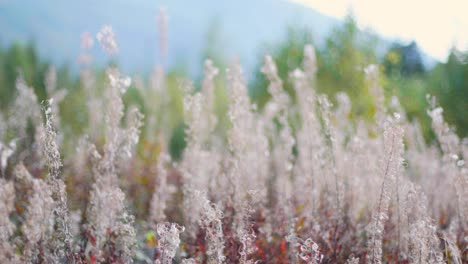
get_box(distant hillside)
[0,0,340,74]
[0,0,435,76]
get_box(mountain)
[0,0,341,75]
[0,0,436,76]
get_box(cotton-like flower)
[156,7,169,63]
[0,140,15,176]
[40,99,62,179]
[16,164,55,262]
[155,222,184,264]
[181,259,196,264]
[346,257,359,264]
[77,54,93,65]
[78,31,94,65]
[107,68,132,93]
[85,65,140,263]
[196,193,225,264]
[0,179,18,263]
[0,180,15,239]
[303,44,317,78]
[150,65,166,92]
[37,99,73,262]
[10,76,42,136]
[149,151,172,225]
[286,230,322,264]
[44,66,57,94]
[86,181,136,262]
[403,184,444,263]
[201,59,219,128]
[80,31,94,50]
[97,25,118,55]
[427,96,466,227]
[299,238,323,264]
[367,118,404,264]
[121,106,144,159]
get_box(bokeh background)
[0,0,467,157]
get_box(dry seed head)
[303,44,317,77]
[155,222,184,264]
[0,179,15,240]
[40,99,62,180]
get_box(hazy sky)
[291,0,468,61]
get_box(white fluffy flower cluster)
[155,222,185,264]
[97,25,118,55]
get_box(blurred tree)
[318,14,379,120]
[251,14,380,120]
[250,26,313,107]
[383,41,431,139]
[427,48,468,137]
[385,45,468,139]
[0,42,49,108]
[384,41,425,77]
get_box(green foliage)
[1,16,466,147]
[427,50,468,137]
[0,43,49,108]
[250,26,313,107]
[384,41,425,77]
[385,45,468,139]
[169,122,186,161]
[251,15,380,120]
[317,15,379,120]
[386,76,434,139]
[250,14,467,139]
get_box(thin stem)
[370,131,395,263]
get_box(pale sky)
[290,0,468,61]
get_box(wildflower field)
[0,22,466,263]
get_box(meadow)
[0,24,466,264]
